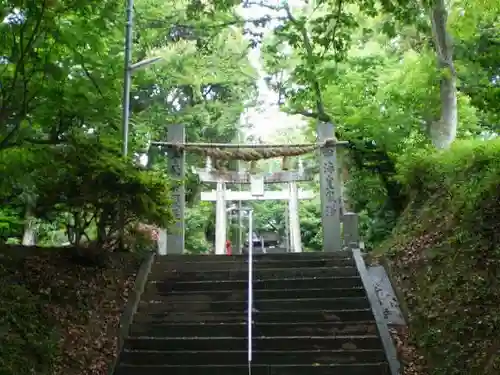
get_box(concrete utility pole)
[122,0,162,157]
[120,0,162,249]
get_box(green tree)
[259,0,493,246]
[0,0,258,247]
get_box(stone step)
[137,297,371,314]
[120,349,387,365]
[133,308,375,324]
[147,276,363,293]
[255,247,287,253]
[153,251,353,263]
[148,267,359,282]
[150,257,356,272]
[124,335,383,351]
[114,252,392,375]
[129,321,378,338]
[142,286,366,301]
[114,363,390,375]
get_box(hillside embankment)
[0,246,141,375]
[376,140,500,375]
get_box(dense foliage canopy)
[0,0,258,248]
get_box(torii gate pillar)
[201,185,311,253]
[215,181,227,255]
[288,182,302,253]
[317,122,342,252]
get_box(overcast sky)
[238,1,306,141]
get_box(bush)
[346,148,408,249]
[185,203,213,253]
[33,136,173,249]
[0,208,24,244]
[382,139,500,375]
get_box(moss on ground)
[0,246,141,375]
[377,140,500,375]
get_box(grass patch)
[377,139,500,375]
[0,246,142,375]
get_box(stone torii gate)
[151,122,360,255]
[199,171,315,254]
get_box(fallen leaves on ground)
[385,222,500,375]
[390,326,428,375]
[1,247,141,375]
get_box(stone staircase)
[114,251,397,375]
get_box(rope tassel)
[282,156,290,171]
[249,160,258,174]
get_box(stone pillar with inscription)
[337,147,345,217]
[317,122,342,252]
[166,124,186,254]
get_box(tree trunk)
[429,0,458,149]
[21,205,36,246]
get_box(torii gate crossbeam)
[200,189,314,201]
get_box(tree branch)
[0,0,48,149]
[6,0,47,110]
[282,3,331,123]
[243,1,282,11]
[320,0,343,59]
[52,30,106,99]
[0,115,25,150]
[430,0,455,75]
[287,109,330,122]
[10,137,66,148]
[1,105,69,150]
